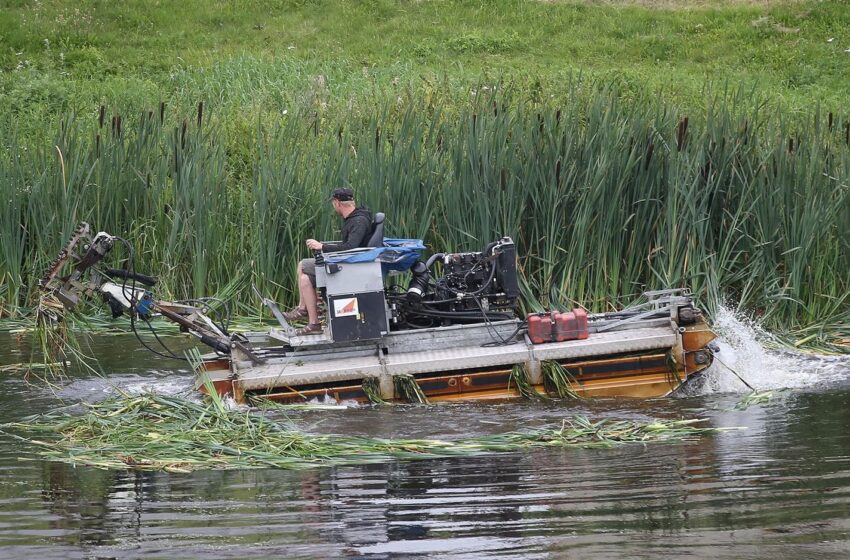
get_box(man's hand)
[306,239,323,251]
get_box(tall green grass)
[1,83,848,345]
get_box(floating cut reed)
[393,374,429,404]
[26,294,79,381]
[735,390,775,410]
[1,393,733,472]
[362,377,387,404]
[509,364,543,399]
[0,362,66,374]
[541,361,583,399]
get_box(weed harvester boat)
[40,222,717,403]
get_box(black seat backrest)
[366,212,385,247]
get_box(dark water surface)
[1,325,849,559]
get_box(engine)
[391,237,520,328]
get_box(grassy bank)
[2,0,849,131]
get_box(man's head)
[330,187,356,215]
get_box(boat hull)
[197,316,716,404]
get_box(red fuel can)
[527,313,555,344]
[574,308,589,339]
[554,311,577,341]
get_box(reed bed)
[0,393,730,472]
[1,83,848,348]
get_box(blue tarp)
[323,239,426,272]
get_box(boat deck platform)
[210,321,695,401]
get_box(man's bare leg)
[297,262,307,311]
[283,262,310,322]
[300,272,320,325]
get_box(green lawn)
[2,0,848,123]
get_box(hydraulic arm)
[39,223,237,356]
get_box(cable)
[412,307,513,321]
[113,235,190,363]
[113,236,137,310]
[710,349,756,391]
[176,297,232,335]
[137,317,186,361]
[481,322,526,347]
[470,294,524,347]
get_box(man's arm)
[321,215,372,252]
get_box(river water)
[0,310,849,559]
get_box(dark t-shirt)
[322,207,373,252]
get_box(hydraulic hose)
[104,268,158,287]
[410,307,513,321]
[425,253,445,270]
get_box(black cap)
[331,187,354,201]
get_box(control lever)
[252,284,297,335]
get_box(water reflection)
[1,332,850,558]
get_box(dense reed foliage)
[1,84,848,344]
[1,393,728,472]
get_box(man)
[284,187,373,335]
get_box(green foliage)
[510,364,543,400]
[1,81,849,348]
[1,1,849,347]
[1,0,849,127]
[447,32,525,55]
[393,373,429,404]
[735,390,776,409]
[542,361,583,400]
[362,377,387,404]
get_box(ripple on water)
[1,328,850,558]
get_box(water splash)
[57,373,194,402]
[691,306,850,395]
[122,372,194,397]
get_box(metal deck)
[199,289,717,402]
[234,325,677,393]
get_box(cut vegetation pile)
[1,393,729,472]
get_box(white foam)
[121,376,194,397]
[308,393,355,408]
[55,373,194,403]
[692,306,850,395]
[222,394,241,410]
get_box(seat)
[366,212,385,247]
